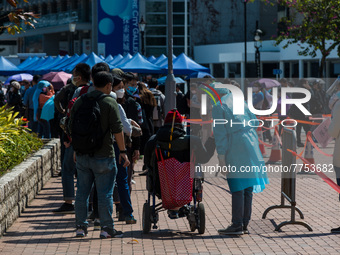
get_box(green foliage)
[1,0,39,35]
[0,106,43,176]
[275,0,340,76]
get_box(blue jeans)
[61,146,76,200]
[75,155,117,229]
[114,143,133,217]
[231,186,253,227]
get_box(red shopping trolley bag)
[155,148,194,209]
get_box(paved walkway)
[0,138,339,255]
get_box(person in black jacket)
[7,81,22,115]
[144,109,215,217]
[288,79,312,147]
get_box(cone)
[266,126,281,164]
[257,126,268,158]
[301,131,315,174]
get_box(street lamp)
[138,16,146,56]
[254,28,262,78]
[69,22,76,55]
[242,0,248,79]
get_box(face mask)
[267,89,272,93]
[71,76,80,86]
[21,86,25,91]
[115,88,125,98]
[127,86,137,95]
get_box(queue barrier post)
[262,128,312,231]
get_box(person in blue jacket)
[211,85,269,235]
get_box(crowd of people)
[3,63,340,237]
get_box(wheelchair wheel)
[197,203,205,234]
[142,202,151,234]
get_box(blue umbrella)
[118,53,165,74]
[5,73,33,85]
[157,76,185,85]
[185,71,214,80]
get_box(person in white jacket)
[328,98,340,233]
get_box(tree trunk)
[319,55,326,78]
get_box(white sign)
[82,39,91,55]
[313,117,333,148]
[98,43,106,57]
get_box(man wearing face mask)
[53,63,91,214]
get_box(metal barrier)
[262,128,312,231]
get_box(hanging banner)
[97,0,140,56]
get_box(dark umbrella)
[249,78,280,89]
[41,71,72,90]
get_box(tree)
[0,0,39,35]
[275,0,340,77]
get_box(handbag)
[155,147,194,209]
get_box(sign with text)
[97,0,139,56]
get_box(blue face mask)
[127,86,137,95]
[21,86,25,91]
[268,89,272,93]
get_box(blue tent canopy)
[118,53,165,74]
[83,52,114,69]
[62,53,88,72]
[162,53,210,75]
[64,52,114,73]
[147,56,156,63]
[34,55,67,74]
[157,76,185,85]
[22,57,45,71]
[108,54,123,66]
[115,53,132,66]
[0,56,21,75]
[153,54,167,66]
[105,55,114,62]
[157,55,177,67]
[17,57,35,69]
[26,56,56,74]
[50,54,79,71]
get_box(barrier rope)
[287,149,340,194]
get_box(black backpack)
[71,93,109,155]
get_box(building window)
[51,1,58,13]
[41,3,48,15]
[61,0,67,12]
[146,0,190,56]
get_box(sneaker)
[100,227,123,239]
[243,225,249,234]
[94,219,101,231]
[218,224,243,235]
[331,227,340,233]
[76,225,88,237]
[53,203,75,214]
[125,216,137,224]
[168,210,179,219]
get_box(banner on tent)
[97,0,140,56]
